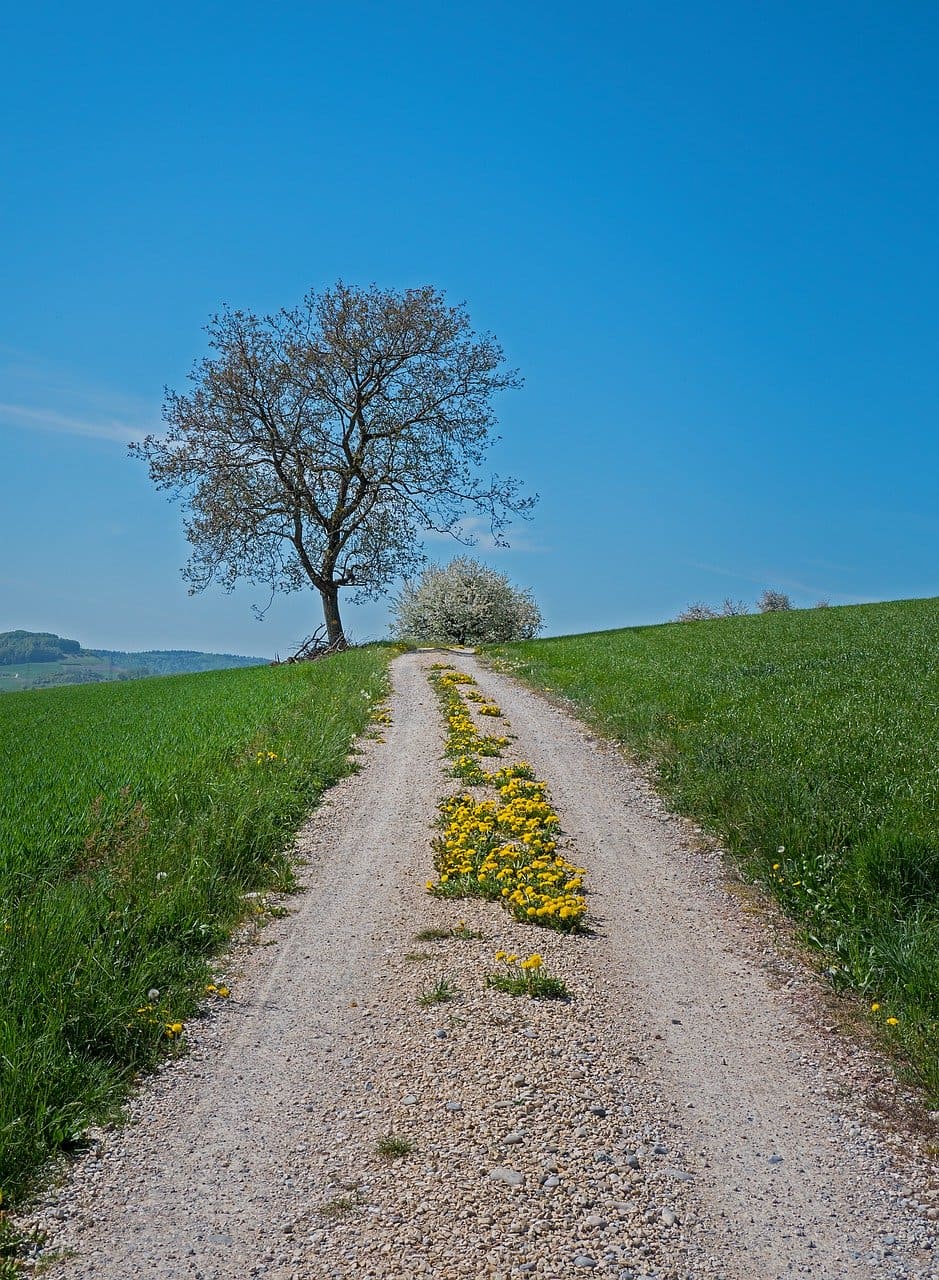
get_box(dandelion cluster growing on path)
[426,666,587,931]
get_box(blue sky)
[2,2,938,655]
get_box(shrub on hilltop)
[677,591,802,621]
[391,557,543,645]
[676,602,719,622]
[757,589,793,613]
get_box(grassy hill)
[488,597,939,1100]
[0,630,266,691]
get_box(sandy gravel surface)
[21,652,938,1279]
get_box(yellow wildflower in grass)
[165,1022,183,1038]
[871,1002,881,1012]
[885,1016,899,1026]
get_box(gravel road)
[23,652,938,1279]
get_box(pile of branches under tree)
[271,626,348,665]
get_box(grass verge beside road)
[488,599,939,1102]
[0,649,389,1203]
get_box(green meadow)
[0,650,388,1201]
[0,659,98,691]
[489,598,939,1101]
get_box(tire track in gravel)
[466,654,937,1280]
[32,654,446,1279]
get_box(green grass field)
[0,658,103,690]
[0,650,388,1202]
[489,598,939,1101]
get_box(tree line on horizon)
[676,590,831,621]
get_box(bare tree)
[131,283,533,646]
[721,597,750,616]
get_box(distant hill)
[0,630,82,664]
[88,648,269,677]
[0,631,267,691]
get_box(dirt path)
[25,652,937,1280]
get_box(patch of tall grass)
[489,599,939,1101]
[0,649,388,1202]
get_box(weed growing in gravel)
[486,952,570,1000]
[417,977,460,1006]
[450,920,485,940]
[376,1134,413,1159]
[319,1193,360,1218]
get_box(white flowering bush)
[391,557,543,645]
[758,589,792,613]
[676,602,718,621]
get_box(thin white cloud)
[0,346,159,445]
[0,401,141,443]
[685,559,854,604]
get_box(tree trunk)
[319,583,347,648]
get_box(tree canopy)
[132,282,534,645]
